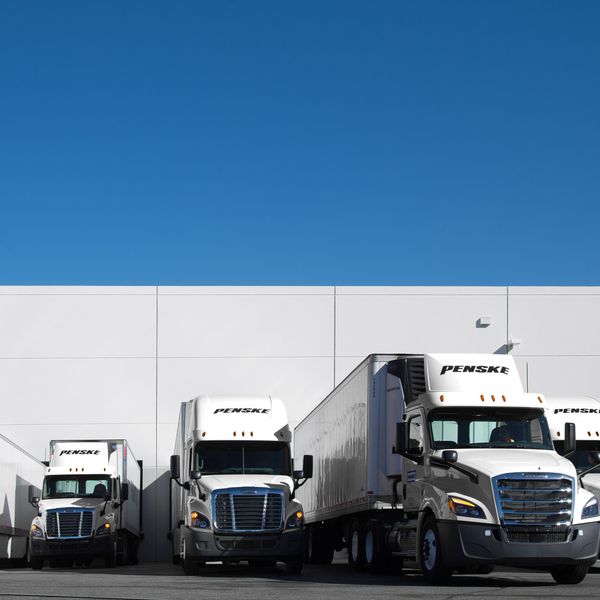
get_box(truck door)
[403,410,426,513]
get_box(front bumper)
[30,534,115,559]
[182,527,304,562]
[438,521,600,569]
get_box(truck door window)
[431,420,458,448]
[408,415,424,455]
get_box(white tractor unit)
[169,395,312,575]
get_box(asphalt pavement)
[2,556,600,600]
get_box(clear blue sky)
[1,1,598,285]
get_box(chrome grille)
[46,510,93,539]
[493,473,574,541]
[213,488,284,532]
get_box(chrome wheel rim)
[365,530,374,564]
[422,528,437,571]
[351,530,360,562]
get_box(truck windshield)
[194,441,291,476]
[554,440,600,474]
[428,408,553,450]
[42,476,112,499]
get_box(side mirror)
[190,470,202,480]
[28,485,39,506]
[442,450,458,463]
[121,483,129,502]
[30,496,40,507]
[394,422,407,455]
[170,455,181,480]
[564,422,576,455]
[302,455,313,479]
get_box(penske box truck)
[29,440,143,569]
[0,433,45,566]
[169,395,312,575]
[294,353,600,584]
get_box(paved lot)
[2,558,600,600]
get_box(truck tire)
[347,519,365,570]
[30,558,44,570]
[305,525,334,565]
[129,539,139,565]
[364,520,390,574]
[284,558,303,575]
[419,516,452,583]
[105,540,117,568]
[116,533,128,566]
[550,565,589,584]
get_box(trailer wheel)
[364,520,390,574]
[347,520,365,570]
[419,516,452,583]
[550,565,589,584]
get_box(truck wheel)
[30,558,44,570]
[306,525,334,565]
[364,520,390,574]
[116,534,128,566]
[181,540,198,575]
[105,540,117,568]
[129,539,139,565]
[284,558,303,575]
[348,520,365,570]
[550,565,589,584]
[419,517,452,583]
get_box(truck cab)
[396,354,600,584]
[29,440,142,569]
[170,396,311,575]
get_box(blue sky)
[1,1,598,285]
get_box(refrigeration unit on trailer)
[294,353,600,584]
[169,395,312,575]
[29,440,143,569]
[546,396,600,511]
[0,433,45,566]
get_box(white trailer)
[169,395,312,575]
[0,433,45,566]
[29,439,143,569]
[295,353,600,584]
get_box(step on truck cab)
[546,396,600,516]
[169,395,312,575]
[0,433,45,566]
[29,440,143,569]
[294,353,600,584]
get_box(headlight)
[582,497,599,519]
[30,524,44,538]
[286,511,304,529]
[448,495,485,519]
[96,522,112,536]
[190,511,210,529]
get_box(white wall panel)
[0,359,156,425]
[158,292,333,357]
[508,289,600,356]
[0,292,156,358]
[157,357,334,430]
[336,290,508,357]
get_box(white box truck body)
[29,440,142,569]
[0,433,45,565]
[169,396,311,575]
[295,353,600,584]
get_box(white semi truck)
[169,395,312,575]
[0,433,45,566]
[29,439,143,569]
[546,396,600,507]
[294,353,600,584]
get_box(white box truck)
[294,353,600,584]
[0,433,45,566]
[546,396,600,506]
[29,440,143,569]
[169,395,312,575]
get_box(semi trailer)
[294,353,600,584]
[546,396,600,505]
[0,433,45,566]
[169,395,312,575]
[29,439,143,569]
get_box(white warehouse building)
[0,285,598,561]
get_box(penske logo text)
[440,365,510,375]
[213,408,270,414]
[554,408,600,414]
[59,450,101,456]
